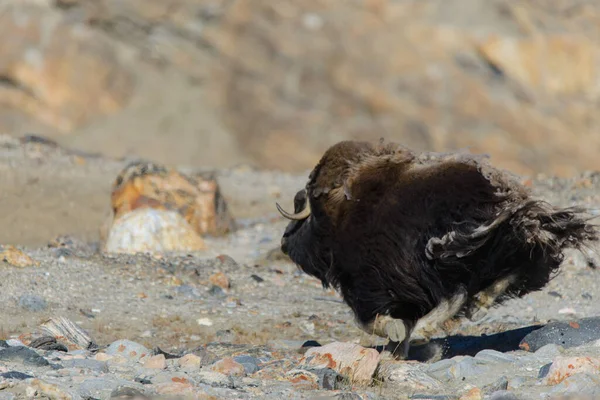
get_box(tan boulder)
[107,160,236,239]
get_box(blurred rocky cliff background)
[2,0,600,176]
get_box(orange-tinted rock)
[211,357,246,377]
[108,161,236,240]
[543,356,600,385]
[460,387,483,400]
[143,354,167,369]
[299,341,381,384]
[209,272,230,289]
[0,245,39,267]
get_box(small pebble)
[211,357,246,376]
[18,294,47,312]
[143,354,166,369]
[105,340,150,362]
[178,354,202,370]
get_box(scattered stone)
[110,387,150,399]
[0,346,49,367]
[61,358,108,372]
[542,356,600,385]
[0,246,39,267]
[428,357,482,383]
[233,355,261,375]
[211,357,246,376]
[152,346,182,360]
[154,381,194,395]
[299,341,381,384]
[178,354,202,371]
[38,316,97,351]
[379,361,443,391]
[208,285,227,298]
[103,208,206,254]
[286,369,320,390]
[209,271,230,290]
[29,336,68,352]
[18,294,47,312]
[533,344,564,359]
[196,371,234,388]
[488,391,519,400]
[79,378,144,399]
[483,376,509,394]
[473,350,516,365]
[27,379,76,399]
[105,340,151,362]
[520,317,600,352]
[548,373,600,395]
[197,318,214,327]
[143,354,167,369]
[459,388,482,400]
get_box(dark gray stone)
[233,355,261,374]
[175,285,203,299]
[538,363,552,379]
[489,391,519,400]
[80,378,145,399]
[304,367,345,390]
[0,371,34,380]
[29,336,68,352]
[61,358,108,372]
[483,376,509,394]
[18,294,47,312]
[110,386,150,399]
[0,346,49,367]
[519,317,600,351]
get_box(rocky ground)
[1,137,600,399]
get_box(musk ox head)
[278,140,413,285]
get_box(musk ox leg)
[387,320,416,360]
[465,274,517,322]
[363,314,407,341]
[412,288,468,340]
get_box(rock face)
[0,1,134,133]
[4,0,600,176]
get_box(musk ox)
[276,140,598,359]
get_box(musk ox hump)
[309,141,416,207]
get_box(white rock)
[103,208,206,254]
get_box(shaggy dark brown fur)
[277,139,598,357]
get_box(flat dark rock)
[519,316,600,352]
[0,371,34,380]
[0,346,50,367]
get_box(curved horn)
[276,200,311,220]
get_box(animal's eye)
[293,190,307,212]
